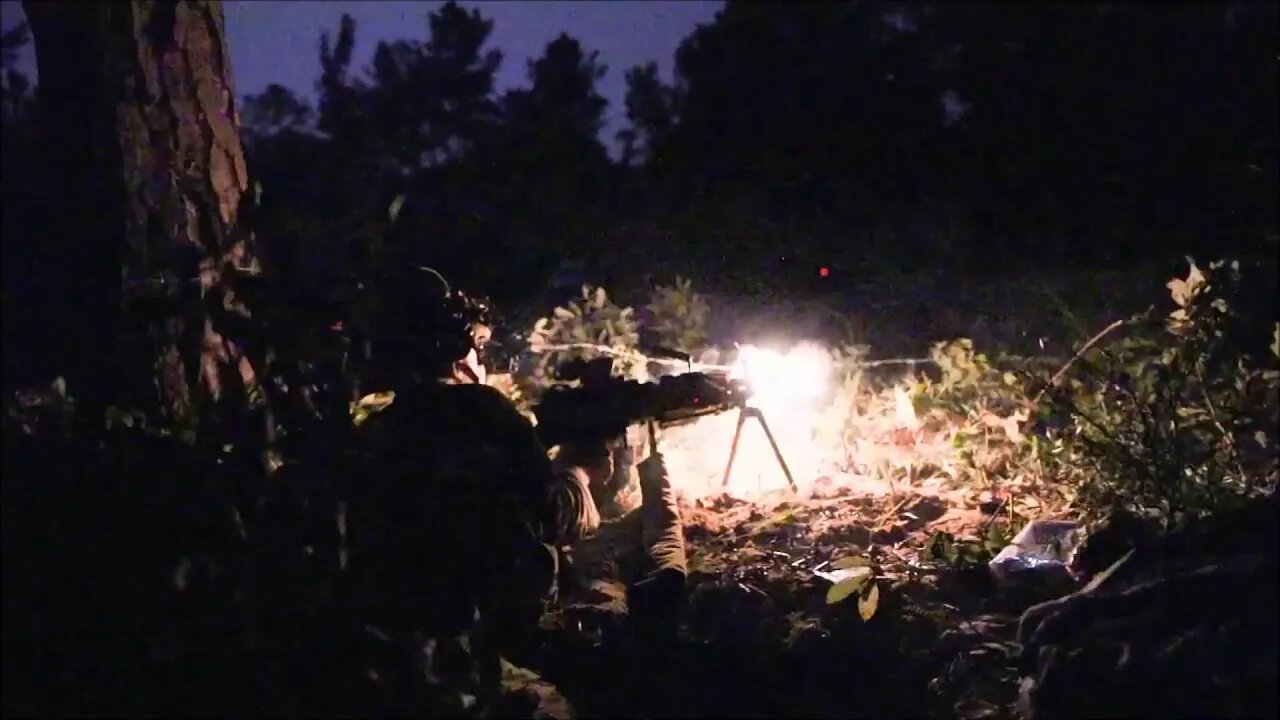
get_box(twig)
[875,495,913,528]
[976,496,1009,535]
[1193,365,1248,481]
[1029,318,1129,408]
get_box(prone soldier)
[549,424,689,715]
[553,427,687,603]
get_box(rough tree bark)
[24,0,260,429]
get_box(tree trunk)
[24,0,260,430]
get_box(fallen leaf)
[825,570,872,604]
[857,581,880,621]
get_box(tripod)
[721,405,797,493]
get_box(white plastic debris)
[989,520,1082,582]
[814,566,872,585]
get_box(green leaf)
[857,581,880,621]
[831,555,871,569]
[825,569,871,605]
[924,531,956,562]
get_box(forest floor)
[525,350,1082,718]
[532,477,1073,718]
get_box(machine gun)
[532,355,798,492]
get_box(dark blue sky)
[1,1,722,152]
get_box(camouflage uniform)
[348,380,592,717]
[548,465,601,547]
[550,433,688,717]
[559,425,687,618]
[564,446,688,612]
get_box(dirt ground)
[531,434,1076,719]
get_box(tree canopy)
[4,0,1276,312]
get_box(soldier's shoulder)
[445,383,527,421]
[448,382,517,405]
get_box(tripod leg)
[721,408,749,489]
[752,411,798,493]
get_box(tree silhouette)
[317,14,361,140]
[925,1,1278,265]
[242,83,313,137]
[517,33,609,141]
[361,2,503,173]
[47,0,1269,310]
[450,33,613,299]
[420,1,503,164]
[617,62,677,168]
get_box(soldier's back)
[352,382,565,645]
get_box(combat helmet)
[370,265,493,375]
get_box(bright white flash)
[729,342,832,413]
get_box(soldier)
[547,426,688,716]
[553,427,687,620]
[537,357,689,652]
[344,267,590,718]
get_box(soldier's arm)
[466,385,599,543]
[549,466,601,546]
[637,452,687,577]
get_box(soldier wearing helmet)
[344,267,593,718]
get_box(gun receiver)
[532,354,798,493]
[532,356,748,448]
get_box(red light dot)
[819,267,830,278]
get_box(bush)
[807,259,1276,551]
[516,277,717,408]
[643,275,711,354]
[516,285,643,409]
[1042,259,1279,529]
